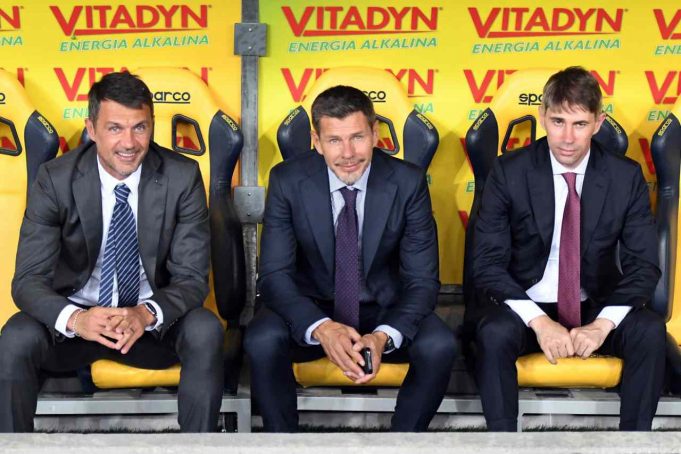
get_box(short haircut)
[88,71,153,123]
[542,66,602,115]
[311,85,376,133]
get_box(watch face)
[144,303,157,316]
[384,336,394,351]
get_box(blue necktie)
[99,183,140,307]
[334,187,360,329]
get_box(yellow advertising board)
[259,0,681,285]
[0,0,241,150]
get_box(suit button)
[531,278,539,284]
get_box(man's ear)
[85,118,96,142]
[311,129,322,155]
[371,121,379,147]
[538,105,546,131]
[593,112,607,135]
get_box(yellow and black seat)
[464,68,628,388]
[275,66,439,387]
[0,69,59,330]
[650,98,681,392]
[87,68,246,392]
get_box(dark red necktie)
[334,187,360,329]
[558,172,581,328]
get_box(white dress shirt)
[54,158,164,337]
[505,150,631,327]
[304,164,404,352]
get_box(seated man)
[0,72,223,432]
[469,66,665,431]
[245,85,456,432]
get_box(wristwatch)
[383,334,395,352]
[143,302,158,326]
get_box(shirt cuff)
[139,300,164,331]
[305,317,330,345]
[505,299,547,327]
[373,325,403,353]
[596,306,632,328]
[55,304,83,338]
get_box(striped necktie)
[98,183,140,307]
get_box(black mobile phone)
[361,347,373,374]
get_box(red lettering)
[464,69,515,103]
[468,7,500,38]
[281,68,328,102]
[654,9,681,39]
[0,6,21,29]
[282,6,313,37]
[646,71,680,104]
[638,138,657,175]
[590,70,616,97]
[54,67,122,101]
[50,5,81,36]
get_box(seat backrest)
[134,68,246,326]
[276,66,438,170]
[0,69,59,328]
[651,99,681,334]
[463,68,628,321]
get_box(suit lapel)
[528,140,555,248]
[300,156,335,275]
[137,145,167,286]
[580,145,609,253]
[362,152,397,277]
[72,144,103,273]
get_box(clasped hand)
[312,320,388,384]
[528,315,614,364]
[67,305,156,354]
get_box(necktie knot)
[339,187,358,209]
[114,184,131,203]
[562,172,577,193]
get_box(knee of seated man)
[410,321,458,365]
[179,308,224,353]
[0,313,49,369]
[623,309,666,349]
[243,313,291,359]
[475,309,524,351]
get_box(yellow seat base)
[293,357,408,387]
[516,353,623,388]
[91,359,181,389]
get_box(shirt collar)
[549,149,590,176]
[328,163,371,193]
[97,157,142,196]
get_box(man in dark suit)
[245,85,456,432]
[469,66,665,431]
[0,72,223,432]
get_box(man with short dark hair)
[468,66,665,431]
[0,71,223,432]
[245,85,456,432]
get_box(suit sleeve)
[379,173,440,342]
[472,159,531,303]
[12,164,73,335]
[605,165,660,307]
[152,161,210,335]
[258,167,328,344]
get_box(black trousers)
[244,304,458,432]
[0,307,224,432]
[473,302,666,431]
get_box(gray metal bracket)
[234,23,266,56]
[234,186,265,223]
